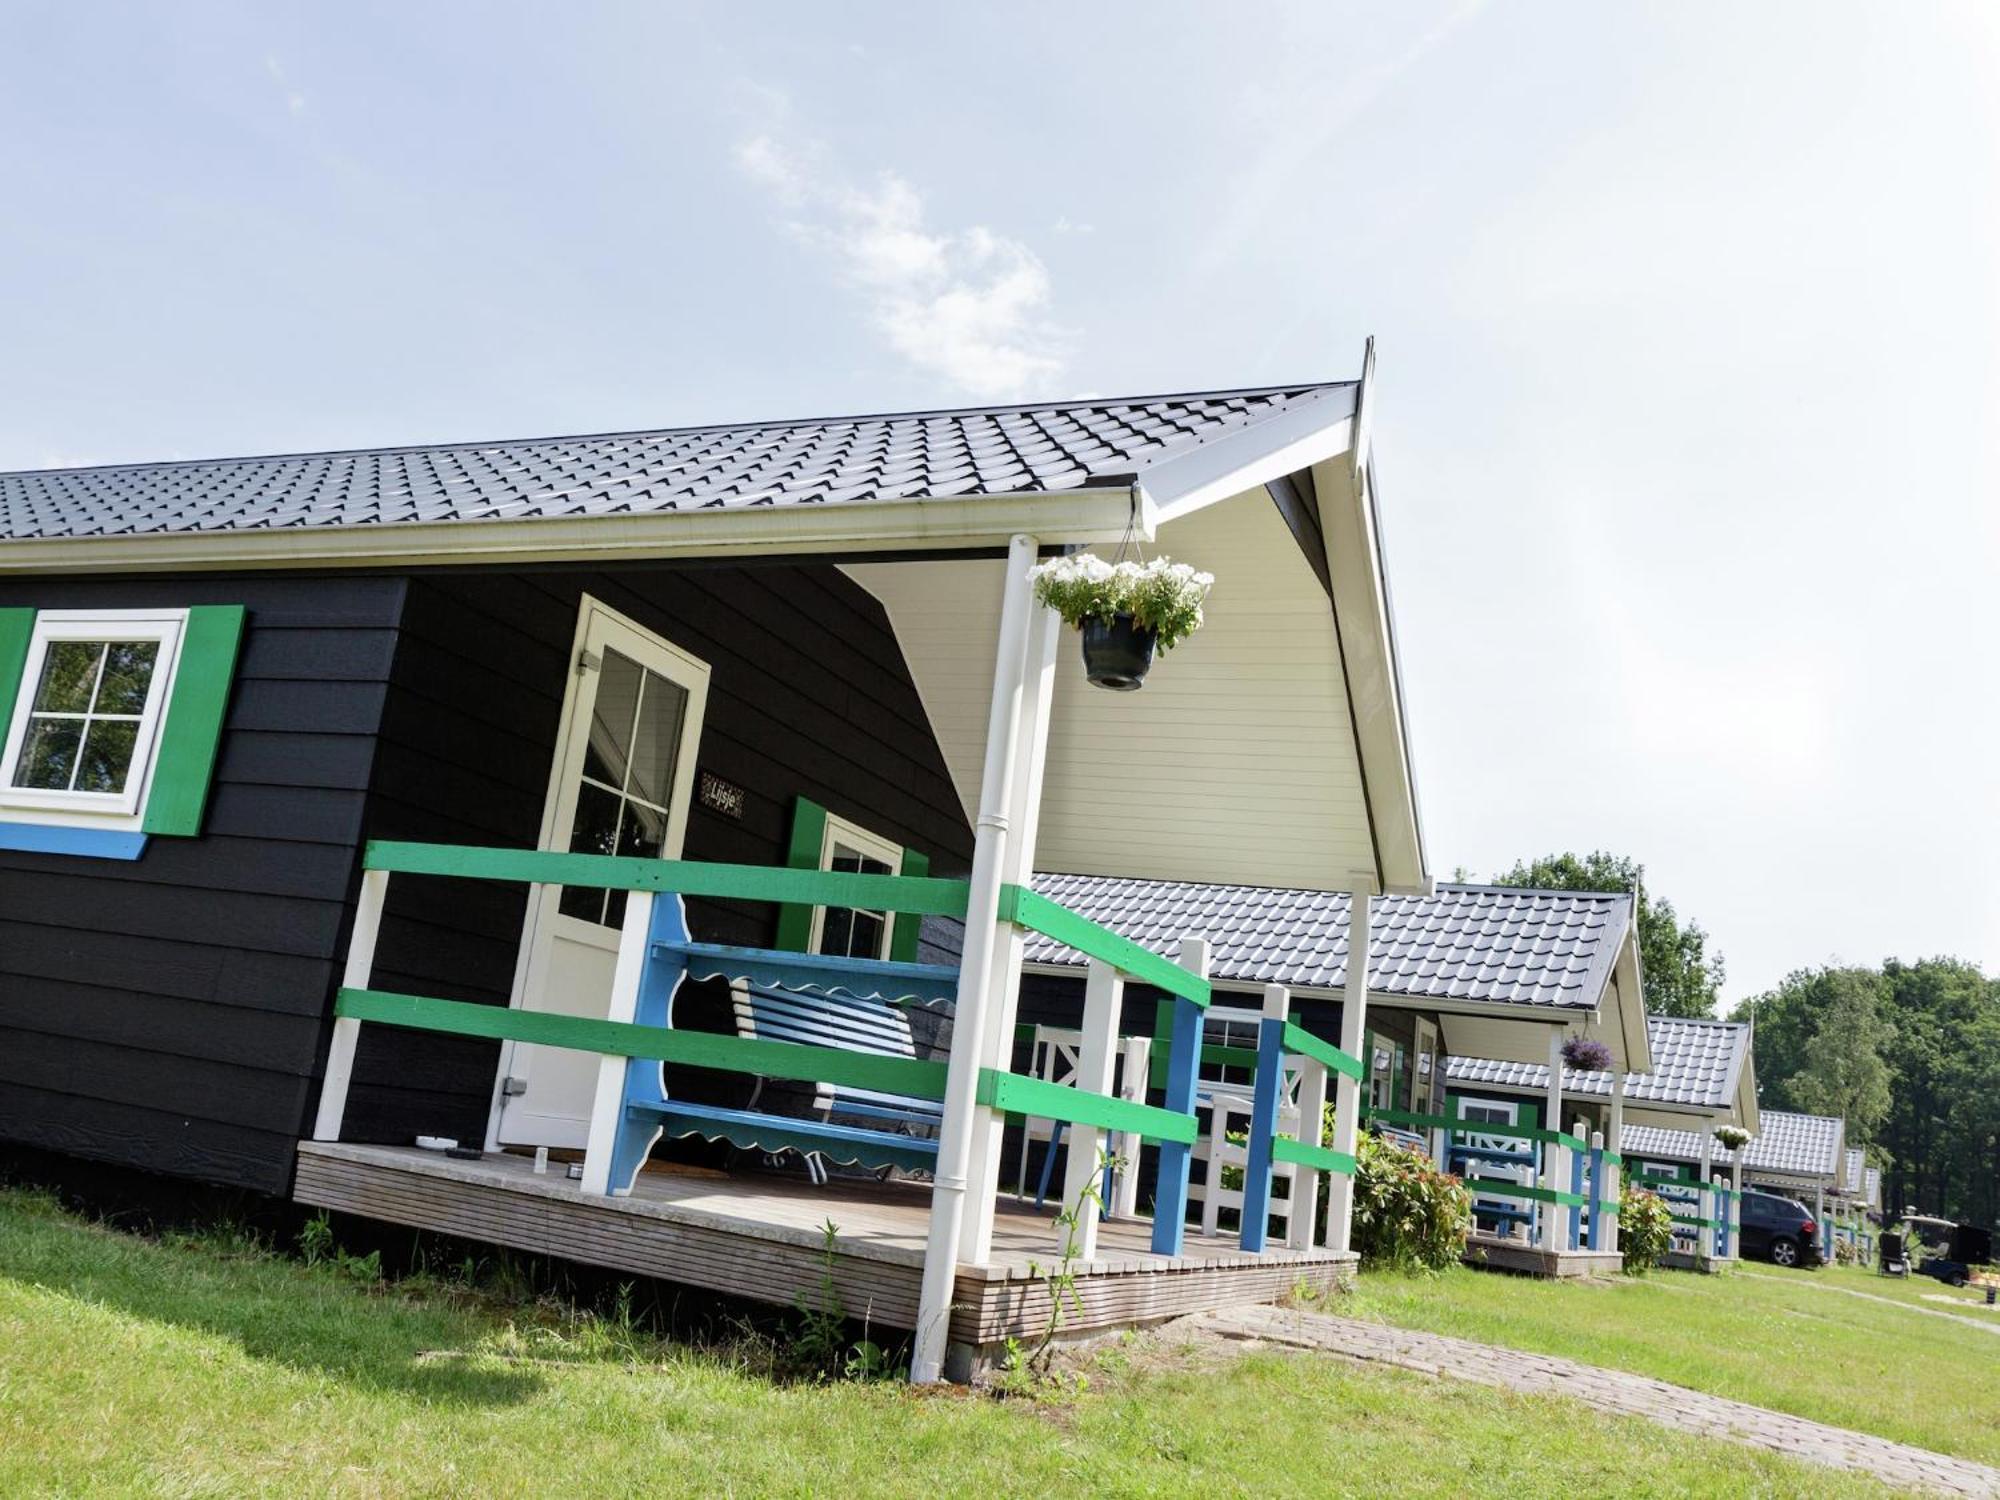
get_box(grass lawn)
[1771,1258,2000,1316]
[0,1190,1888,1499]
[1342,1258,2000,1467]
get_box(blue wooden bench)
[607,897,958,1195]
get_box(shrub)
[1349,1130,1473,1272]
[1620,1189,1675,1274]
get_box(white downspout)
[909,534,1039,1385]
[1542,1028,1565,1249]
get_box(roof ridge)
[0,379,1354,484]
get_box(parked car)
[1739,1190,1822,1268]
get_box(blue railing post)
[1150,939,1210,1256]
[1239,985,1290,1252]
[1586,1134,1605,1250]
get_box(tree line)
[1483,851,1997,1229]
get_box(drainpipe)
[910,534,1038,1385]
[1542,1029,1565,1249]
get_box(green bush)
[1349,1130,1473,1272]
[1619,1189,1675,1274]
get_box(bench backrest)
[734,979,943,1125]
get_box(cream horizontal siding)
[847,485,1374,892]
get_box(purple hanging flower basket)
[1560,1037,1614,1073]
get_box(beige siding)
[848,487,1374,890]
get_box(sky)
[2,3,1995,1002]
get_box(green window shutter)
[889,847,929,962]
[0,609,34,726]
[142,605,245,836]
[772,796,828,952]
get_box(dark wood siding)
[346,565,974,1145]
[0,576,404,1195]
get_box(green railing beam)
[996,883,1210,1007]
[975,1068,1198,1145]
[1271,1137,1357,1176]
[1279,1022,1366,1082]
[335,988,948,1100]
[363,841,971,916]
[1366,1106,1591,1154]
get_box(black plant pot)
[1080,613,1157,690]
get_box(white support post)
[312,868,389,1142]
[1541,1028,1566,1249]
[1112,1036,1150,1220]
[1729,1153,1744,1259]
[1325,880,1371,1256]
[1290,1056,1330,1250]
[911,535,1041,1386]
[1061,958,1123,1260]
[1605,1070,1625,1254]
[961,585,1061,1268]
[1697,1127,1716,1264]
[579,891,655,1197]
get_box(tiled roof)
[1023,874,1631,1010]
[0,383,1353,540]
[1622,1109,1844,1181]
[1448,1015,1749,1111]
[1864,1165,1882,1210]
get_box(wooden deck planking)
[295,1142,1351,1353]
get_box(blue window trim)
[0,822,149,860]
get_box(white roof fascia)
[1135,401,1356,525]
[0,486,1146,576]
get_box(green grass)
[0,1190,1885,1499]
[1342,1259,2000,1466]
[1784,1257,2000,1314]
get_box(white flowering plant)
[1028,553,1215,652]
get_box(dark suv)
[1739,1190,1822,1268]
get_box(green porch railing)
[997,882,1211,1007]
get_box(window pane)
[625,672,687,807]
[558,781,622,923]
[96,641,159,716]
[617,797,667,861]
[582,649,642,790]
[32,642,102,714]
[12,718,81,789]
[75,719,138,794]
[847,910,886,958]
[818,907,858,957]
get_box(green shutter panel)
[889,847,929,962]
[142,605,245,836]
[0,609,34,728]
[772,796,829,951]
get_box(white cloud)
[263,55,306,117]
[734,131,1065,399]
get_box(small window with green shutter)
[772,795,929,962]
[0,604,244,858]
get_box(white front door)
[492,597,710,1149]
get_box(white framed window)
[0,609,185,823]
[809,813,903,960]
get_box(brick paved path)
[1201,1304,2000,1497]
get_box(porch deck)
[1464,1230,1623,1279]
[295,1142,1353,1371]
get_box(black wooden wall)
[0,562,973,1194]
[337,564,974,1149]
[0,575,406,1195]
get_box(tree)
[1786,969,1893,1143]
[1489,851,1724,1018]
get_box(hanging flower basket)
[1029,554,1214,691]
[1560,1036,1614,1073]
[1714,1125,1751,1152]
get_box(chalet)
[1621,1108,1847,1263]
[0,358,1430,1380]
[1015,878,1653,1277]
[1448,1015,1758,1267]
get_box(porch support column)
[911,534,1044,1385]
[1698,1129,1715,1264]
[312,867,388,1142]
[1325,880,1372,1256]
[1729,1153,1744,1259]
[1604,1069,1626,1255]
[1540,1028,1565,1249]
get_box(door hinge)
[501,1076,529,1097]
[576,648,601,676]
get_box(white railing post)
[1290,1055,1330,1250]
[1605,1070,1626,1254]
[1112,1035,1151,1220]
[1325,880,1371,1256]
[911,534,1041,1386]
[580,890,655,1197]
[1729,1154,1744,1259]
[312,867,389,1142]
[1540,1028,1565,1249]
[1060,958,1123,1259]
